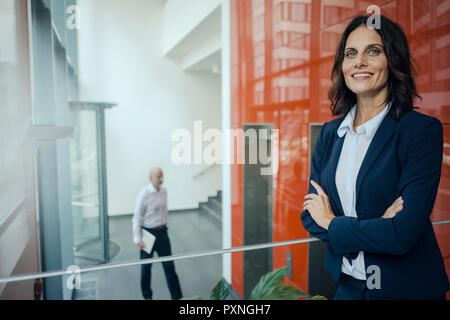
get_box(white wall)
[162,0,222,55]
[78,0,222,214]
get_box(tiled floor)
[74,210,222,300]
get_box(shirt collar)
[337,101,391,139]
[148,183,157,193]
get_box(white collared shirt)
[132,183,168,244]
[335,101,391,280]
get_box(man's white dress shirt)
[132,183,168,244]
[335,101,391,280]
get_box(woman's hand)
[381,196,404,218]
[303,180,335,230]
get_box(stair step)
[199,203,221,225]
[208,198,222,213]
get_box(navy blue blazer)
[301,109,449,299]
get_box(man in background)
[132,167,183,300]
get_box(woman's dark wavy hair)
[328,14,421,120]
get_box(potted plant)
[184,266,326,300]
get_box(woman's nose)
[354,54,367,68]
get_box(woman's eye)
[345,51,356,58]
[369,49,380,55]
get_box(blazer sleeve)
[327,118,443,256]
[300,122,330,242]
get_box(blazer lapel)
[355,114,397,204]
[325,132,345,217]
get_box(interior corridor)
[73,210,222,300]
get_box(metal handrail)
[1,219,449,284]
[1,238,318,284]
[72,201,99,208]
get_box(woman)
[301,14,449,300]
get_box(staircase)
[199,190,222,225]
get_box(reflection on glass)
[70,108,104,265]
[0,0,25,224]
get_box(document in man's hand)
[142,229,156,254]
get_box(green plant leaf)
[251,284,310,300]
[184,266,327,301]
[249,266,288,300]
[308,295,328,300]
[180,295,203,300]
[249,266,309,300]
[210,279,229,300]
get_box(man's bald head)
[149,167,163,190]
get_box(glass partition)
[70,107,107,265]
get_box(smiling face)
[342,26,389,98]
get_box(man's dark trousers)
[140,226,182,300]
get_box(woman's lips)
[352,72,373,80]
